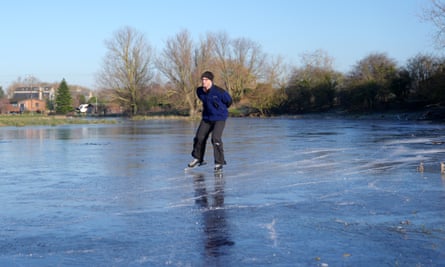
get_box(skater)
[188,71,232,172]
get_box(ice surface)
[0,117,444,266]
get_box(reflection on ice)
[193,172,235,258]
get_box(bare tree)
[406,53,440,91]
[263,55,290,89]
[194,33,216,77]
[156,29,199,116]
[231,37,265,100]
[97,26,154,115]
[422,0,445,48]
[286,49,340,111]
[292,49,335,86]
[210,32,232,94]
[212,32,266,103]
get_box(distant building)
[5,99,47,114]
[3,86,54,114]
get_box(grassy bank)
[0,114,118,127]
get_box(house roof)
[11,93,41,101]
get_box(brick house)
[5,99,47,113]
[2,86,55,114]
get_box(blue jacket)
[197,85,232,121]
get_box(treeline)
[3,27,445,118]
[95,28,444,118]
[267,51,445,117]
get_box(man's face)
[201,78,212,90]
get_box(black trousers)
[192,120,226,165]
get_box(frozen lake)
[0,117,444,266]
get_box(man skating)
[188,71,232,172]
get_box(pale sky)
[0,0,439,89]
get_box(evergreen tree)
[55,79,73,114]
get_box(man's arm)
[223,91,233,108]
